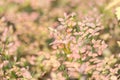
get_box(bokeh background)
[0,0,120,80]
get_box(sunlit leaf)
[106,0,120,10]
[117,41,120,47]
[115,7,120,20]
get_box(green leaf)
[11,71,18,78]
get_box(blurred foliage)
[0,0,120,80]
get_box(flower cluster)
[0,0,120,80]
[50,13,120,80]
[0,18,32,80]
